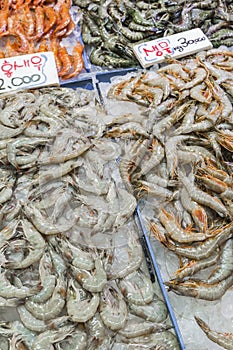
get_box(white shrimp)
[25,278,66,321]
[99,283,128,331]
[66,279,100,323]
[31,325,75,350]
[0,272,40,299]
[74,257,107,293]
[119,270,154,305]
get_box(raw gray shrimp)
[0,271,40,299]
[55,328,87,350]
[99,283,128,331]
[129,298,168,323]
[58,238,95,271]
[118,314,170,339]
[0,296,20,307]
[165,274,233,300]
[5,219,46,269]
[17,306,50,333]
[25,278,66,321]
[74,256,107,293]
[7,137,49,169]
[34,158,83,186]
[195,316,233,350]
[108,232,143,280]
[31,324,75,350]
[29,253,56,303]
[66,279,100,323]
[23,205,76,235]
[119,270,154,305]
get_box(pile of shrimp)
[0,87,181,349]
[0,0,84,80]
[74,0,233,68]
[105,48,233,348]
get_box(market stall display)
[0,0,233,349]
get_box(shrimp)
[178,170,229,217]
[190,82,212,103]
[165,275,233,300]
[119,270,154,305]
[66,279,99,323]
[62,42,84,80]
[17,306,49,333]
[99,283,128,331]
[54,3,71,34]
[58,46,72,78]
[205,238,233,284]
[74,256,107,293]
[151,221,233,260]
[25,278,66,321]
[0,271,40,299]
[33,6,44,40]
[195,316,233,350]
[118,314,169,339]
[29,253,56,303]
[174,253,219,281]
[129,298,168,323]
[180,187,208,232]
[31,325,75,350]
[159,207,217,243]
[23,205,76,235]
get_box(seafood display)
[0,0,85,80]
[74,0,233,68]
[0,87,180,349]
[103,48,233,305]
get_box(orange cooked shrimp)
[58,45,72,77]
[50,38,62,73]
[62,42,84,80]
[54,3,71,34]
[43,6,57,35]
[63,17,75,37]
[23,7,35,38]
[33,6,44,40]
[0,7,9,36]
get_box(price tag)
[133,28,213,68]
[0,51,59,93]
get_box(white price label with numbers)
[133,28,213,68]
[0,51,59,93]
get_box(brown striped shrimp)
[165,274,233,300]
[158,207,217,243]
[195,316,233,350]
[178,169,229,217]
[205,238,233,284]
[174,253,219,281]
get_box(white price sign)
[0,51,59,93]
[133,28,213,68]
